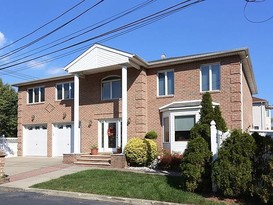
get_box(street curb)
[24,188,187,205]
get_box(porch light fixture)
[63,112,67,119]
[88,120,92,128]
[127,117,131,126]
[31,115,35,121]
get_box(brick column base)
[110,154,127,168]
[63,153,81,164]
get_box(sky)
[0,0,272,109]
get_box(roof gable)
[64,44,135,73]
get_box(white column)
[122,66,128,152]
[74,74,80,153]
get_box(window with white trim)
[158,70,174,96]
[174,115,195,141]
[28,86,45,104]
[163,117,169,142]
[56,82,74,100]
[102,76,121,100]
[201,64,220,92]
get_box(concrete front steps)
[74,154,111,167]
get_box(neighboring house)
[252,97,273,130]
[13,44,257,157]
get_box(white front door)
[98,120,121,153]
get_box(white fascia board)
[159,100,220,112]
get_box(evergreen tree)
[0,79,17,138]
[213,105,227,132]
[199,92,214,125]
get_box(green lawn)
[32,169,225,205]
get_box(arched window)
[101,76,121,100]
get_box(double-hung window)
[28,86,45,104]
[201,64,220,92]
[158,70,174,96]
[56,82,74,100]
[102,76,121,100]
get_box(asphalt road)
[0,189,125,205]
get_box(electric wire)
[0,0,104,60]
[0,0,156,68]
[244,0,273,23]
[0,0,204,71]
[0,0,86,51]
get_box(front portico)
[64,44,146,153]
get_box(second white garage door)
[52,123,74,157]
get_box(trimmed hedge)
[125,137,158,166]
[180,136,212,192]
[252,133,273,204]
[212,130,256,197]
[144,130,158,140]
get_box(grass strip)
[32,169,225,205]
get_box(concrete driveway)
[1,157,91,189]
[4,157,63,176]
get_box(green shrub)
[180,136,212,192]
[199,92,214,125]
[144,139,158,163]
[212,130,256,197]
[158,151,183,171]
[252,133,273,204]
[190,123,210,144]
[213,105,227,132]
[125,137,148,166]
[125,137,158,166]
[144,130,158,139]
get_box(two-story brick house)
[13,44,257,157]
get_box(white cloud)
[47,67,66,75]
[26,60,47,69]
[0,32,6,47]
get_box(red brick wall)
[145,56,246,149]
[17,55,253,156]
[17,78,74,156]
[76,68,147,153]
[242,68,253,131]
[17,68,148,156]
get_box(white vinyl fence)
[210,120,230,161]
[0,135,18,157]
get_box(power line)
[0,0,204,71]
[0,0,86,51]
[244,0,273,23]
[0,0,156,68]
[0,0,104,60]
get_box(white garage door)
[23,125,47,156]
[52,123,74,157]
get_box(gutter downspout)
[240,61,244,130]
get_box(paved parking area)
[1,157,90,189]
[4,157,64,177]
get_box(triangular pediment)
[65,44,136,73]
